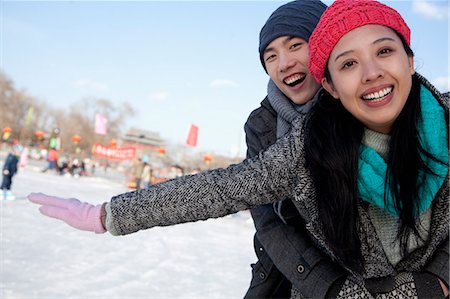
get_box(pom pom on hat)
[308,0,410,83]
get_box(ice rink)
[0,162,256,298]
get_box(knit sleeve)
[107,123,305,236]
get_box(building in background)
[122,127,165,159]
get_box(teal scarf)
[358,85,448,217]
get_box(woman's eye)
[379,48,393,55]
[342,61,355,69]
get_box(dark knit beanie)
[309,0,411,83]
[259,0,327,72]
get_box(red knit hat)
[308,0,411,83]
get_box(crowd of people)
[40,150,95,178]
[1,139,188,201]
[0,142,113,199]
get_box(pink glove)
[28,192,106,234]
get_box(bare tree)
[0,70,243,169]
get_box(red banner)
[186,124,199,147]
[92,144,135,160]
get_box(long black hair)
[304,36,446,272]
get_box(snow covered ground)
[0,162,256,298]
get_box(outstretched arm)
[107,142,297,235]
[29,121,305,236]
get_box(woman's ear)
[408,56,415,75]
[321,77,339,99]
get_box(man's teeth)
[362,87,392,101]
[285,74,304,86]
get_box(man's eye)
[290,43,303,50]
[265,54,276,62]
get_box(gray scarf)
[267,79,317,138]
[266,79,318,222]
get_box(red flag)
[95,113,108,135]
[186,124,199,147]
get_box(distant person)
[42,147,58,173]
[19,146,29,168]
[1,145,21,200]
[103,161,109,174]
[57,155,70,175]
[133,158,145,190]
[69,158,82,177]
[90,161,96,176]
[141,156,153,189]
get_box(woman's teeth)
[362,87,392,102]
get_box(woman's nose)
[362,60,384,83]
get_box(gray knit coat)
[109,74,448,298]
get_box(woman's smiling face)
[322,24,415,134]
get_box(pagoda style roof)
[122,127,165,147]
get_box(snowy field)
[0,162,256,299]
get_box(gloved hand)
[28,192,106,234]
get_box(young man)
[243,1,345,297]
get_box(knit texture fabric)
[266,79,318,223]
[368,204,431,266]
[362,129,390,161]
[308,0,411,83]
[259,0,326,70]
[266,79,317,138]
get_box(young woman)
[29,0,448,297]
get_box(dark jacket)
[108,74,448,299]
[1,152,19,190]
[243,97,344,298]
[2,153,19,177]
